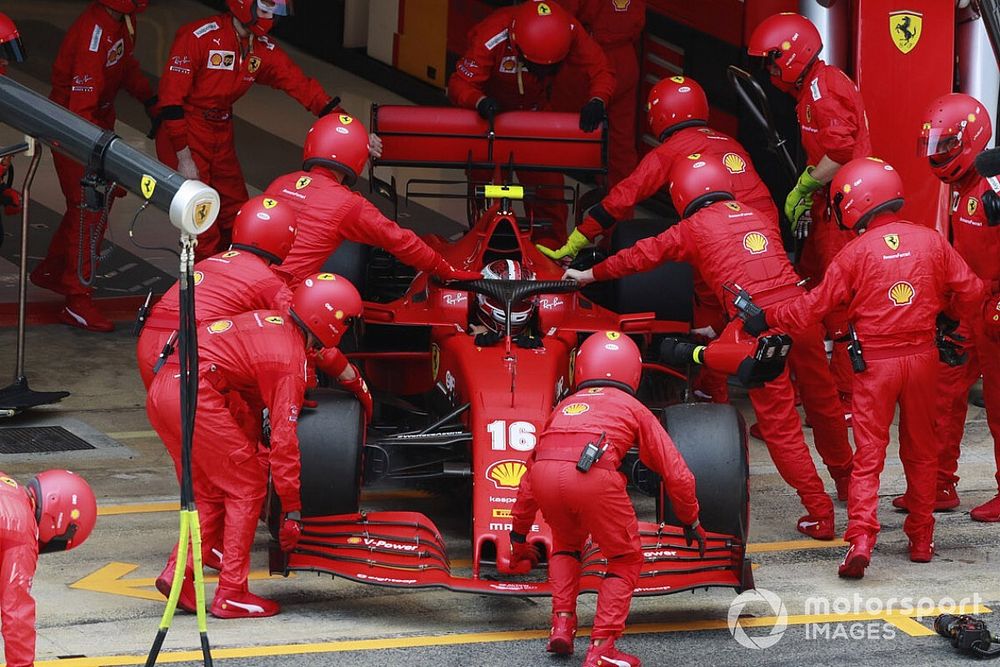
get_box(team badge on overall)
[883,234,899,250]
[248,55,261,74]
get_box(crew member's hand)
[742,309,769,336]
[683,521,707,558]
[0,186,21,216]
[579,98,606,133]
[785,166,822,235]
[337,363,373,421]
[562,267,595,285]
[476,96,500,121]
[279,512,302,551]
[176,147,200,181]
[368,133,383,160]
[432,258,482,282]
[508,531,540,574]
[537,228,591,261]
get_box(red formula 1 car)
[269,107,765,598]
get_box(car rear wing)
[272,510,751,597]
[370,105,608,174]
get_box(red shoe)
[908,535,934,563]
[210,586,280,619]
[29,265,67,294]
[749,423,763,441]
[155,563,197,613]
[891,485,960,512]
[838,534,874,579]
[203,547,223,572]
[970,495,1000,522]
[546,613,577,655]
[582,639,641,667]
[797,514,835,540]
[60,295,114,332]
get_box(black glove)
[474,330,502,347]
[742,310,769,336]
[935,313,968,367]
[659,338,700,366]
[476,96,500,121]
[579,98,605,132]
[683,521,706,558]
[984,191,1000,227]
[514,332,542,349]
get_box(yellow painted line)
[747,538,847,553]
[107,430,158,440]
[98,502,178,516]
[33,603,991,666]
[70,562,291,603]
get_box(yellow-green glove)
[536,228,591,261]
[784,167,823,235]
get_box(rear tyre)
[611,219,693,323]
[268,388,365,536]
[659,402,748,541]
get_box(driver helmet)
[476,259,536,335]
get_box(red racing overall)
[592,200,854,521]
[0,473,38,667]
[511,386,698,640]
[768,216,984,545]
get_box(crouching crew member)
[147,273,364,618]
[1,469,97,667]
[744,157,985,578]
[508,332,703,667]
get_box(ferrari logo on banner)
[968,197,979,216]
[247,55,261,74]
[883,234,899,250]
[295,176,311,190]
[140,174,156,199]
[889,11,922,54]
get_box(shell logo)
[968,113,977,123]
[561,402,590,416]
[334,310,345,320]
[888,281,915,307]
[842,184,852,194]
[193,271,204,285]
[487,460,527,489]
[262,198,277,209]
[265,316,284,325]
[743,231,768,255]
[208,319,233,334]
[723,152,746,174]
[70,509,80,520]
[210,53,223,66]
[781,40,791,51]
[605,331,620,340]
[347,537,362,544]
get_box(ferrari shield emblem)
[248,55,261,74]
[968,197,979,216]
[194,201,212,227]
[262,198,277,209]
[605,331,621,340]
[140,174,156,199]
[725,202,742,212]
[536,2,551,15]
[889,11,922,54]
[295,176,311,190]
[883,234,899,250]
[612,0,630,10]
[431,343,440,380]
[193,270,204,285]
[264,316,284,325]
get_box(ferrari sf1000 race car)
[268,107,782,598]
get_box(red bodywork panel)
[279,114,747,597]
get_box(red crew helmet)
[289,273,363,348]
[97,0,148,13]
[226,0,275,36]
[27,470,97,554]
[231,195,297,264]
[918,93,993,184]
[509,1,573,65]
[0,13,26,65]
[747,13,822,92]
[830,157,904,232]
[647,76,709,141]
[302,113,370,186]
[668,154,735,218]
[477,259,536,335]
[574,331,642,394]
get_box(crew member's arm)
[635,405,699,527]
[566,20,615,106]
[158,27,200,178]
[62,27,107,122]
[255,41,336,117]
[764,253,855,334]
[940,241,986,323]
[447,19,500,110]
[573,222,690,283]
[260,370,308,513]
[0,535,37,667]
